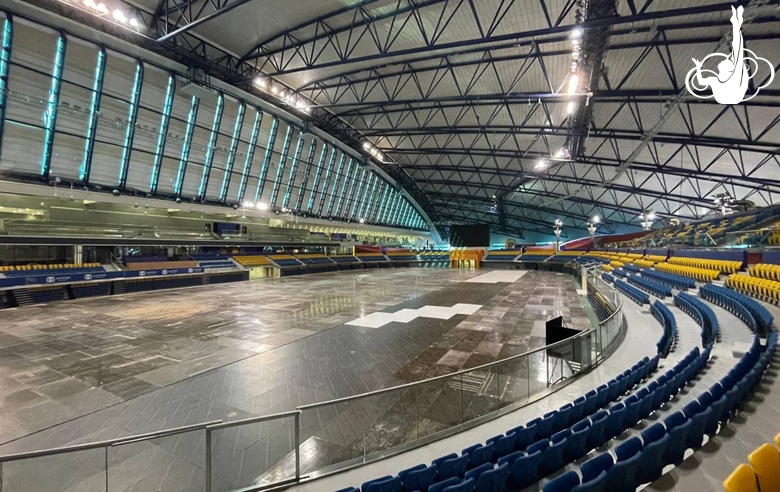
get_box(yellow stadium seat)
[748,444,780,492]
[723,464,759,492]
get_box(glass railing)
[0,264,625,492]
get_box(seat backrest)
[615,437,642,461]
[542,470,580,492]
[429,477,461,492]
[580,452,614,482]
[571,470,607,492]
[528,439,549,455]
[664,411,687,431]
[439,455,469,480]
[432,453,458,469]
[497,450,524,468]
[641,422,666,445]
[464,463,493,482]
[475,462,509,492]
[723,464,759,492]
[405,465,437,492]
[748,443,780,492]
[442,478,474,492]
[398,464,426,482]
[362,475,401,492]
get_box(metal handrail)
[0,420,222,463]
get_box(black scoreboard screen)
[449,224,490,247]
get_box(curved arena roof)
[17,0,780,239]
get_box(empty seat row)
[623,264,641,273]
[602,273,614,283]
[656,262,719,282]
[0,262,101,272]
[699,284,759,333]
[519,254,553,262]
[668,256,742,274]
[651,300,677,357]
[709,283,773,333]
[615,279,650,305]
[644,255,668,263]
[632,259,656,269]
[484,252,519,261]
[628,275,673,299]
[640,269,695,291]
[612,268,626,278]
[538,346,710,492]
[339,356,660,492]
[749,263,780,281]
[724,431,780,492]
[726,274,780,304]
[601,264,614,272]
[674,292,719,346]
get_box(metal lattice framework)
[27,0,780,238]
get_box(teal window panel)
[252,116,278,203]
[324,153,345,216]
[150,74,175,194]
[197,93,224,199]
[308,144,332,213]
[117,60,142,188]
[80,47,106,184]
[281,131,306,209]
[173,96,200,196]
[334,158,354,217]
[371,185,388,223]
[360,174,378,221]
[348,169,367,219]
[295,139,318,211]
[41,34,67,179]
[269,124,293,207]
[0,17,13,164]
[219,103,246,202]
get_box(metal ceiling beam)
[364,126,780,152]
[394,156,780,191]
[247,3,739,76]
[301,21,779,91]
[542,0,777,208]
[155,0,262,43]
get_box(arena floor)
[0,268,591,490]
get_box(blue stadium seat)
[604,403,627,440]
[540,436,568,476]
[402,465,437,492]
[486,433,516,459]
[362,475,401,492]
[543,470,580,492]
[497,450,523,468]
[435,454,468,481]
[463,442,494,469]
[429,478,461,492]
[566,419,590,461]
[664,412,692,464]
[508,449,543,490]
[509,424,536,451]
[586,410,609,450]
[604,437,643,492]
[441,478,473,492]
[464,463,493,483]
[637,423,669,483]
[474,462,509,492]
[575,453,613,492]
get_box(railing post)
[104,446,108,492]
[294,412,301,482]
[205,428,212,492]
